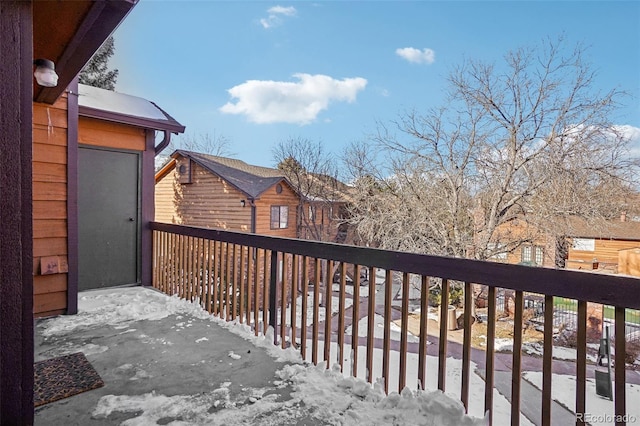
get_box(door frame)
[77,144,143,290]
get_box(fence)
[151,222,640,426]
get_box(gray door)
[78,147,140,290]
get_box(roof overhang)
[33,0,137,104]
[79,103,186,133]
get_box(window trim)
[522,244,544,265]
[270,205,289,229]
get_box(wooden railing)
[151,222,640,426]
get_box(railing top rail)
[151,222,640,310]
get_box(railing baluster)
[152,230,158,289]
[576,300,587,426]
[461,281,472,411]
[245,246,252,325]
[197,237,203,302]
[263,249,269,336]
[155,230,161,291]
[182,236,187,299]
[180,234,187,298]
[352,265,360,378]
[233,244,239,321]
[324,260,333,367]
[382,270,392,393]
[291,254,299,349]
[212,241,220,316]
[239,246,245,322]
[418,275,429,390]
[219,242,226,318]
[194,238,201,303]
[161,232,166,293]
[281,253,288,349]
[511,290,524,426]
[270,250,278,345]
[253,248,259,335]
[615,306,626,426]
[301,256,309,360]
[168,232,173,294]
[438,278,450,391]
[485,286,496,426]
[188,236,194,301]
[232,243,239,320]
[196,238,202,306]
[206,240,213,313]
[399,272,409,392]
[542,294,553,426]
[175,234,180,297]
[171,235,183,296]
[312,258,321,365]
[367,266,376,383]
[338,262,347,372]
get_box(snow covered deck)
[34,287,486,425]
[148,222,640,426]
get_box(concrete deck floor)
[33,288,323,425]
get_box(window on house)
[572,238,595,251]
[270,206,288,229]
[522,245,544,265]
[308,205,315,222]
[487,243,507,260]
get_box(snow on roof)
[79,84,168,120]
[78,84,185,133]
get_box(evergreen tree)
[78,36,118,90]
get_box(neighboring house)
[155,150,353,244]
[155,150,299,238]
[487,215,640,276]
[288,172,353,244]
[485,218,557,268]
[565,215,640,274]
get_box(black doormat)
[34,352,104,407]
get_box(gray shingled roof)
[173,150,288,199]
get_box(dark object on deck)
[34,352,104,407]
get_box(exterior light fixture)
[240,200,246,208]
[33,59,58,87]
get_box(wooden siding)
[78,116,145,151]
[155,162,252,231]
[568,238,640,273]
[254,182,298,238]
[33,95,68,316]
[619,248,640,277]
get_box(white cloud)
[260,5,297,29]
[268,5,296,16]
[396,47,435,64]
[220,73,368,125]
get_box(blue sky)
[111,1,640,168]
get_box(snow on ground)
[524,371,640,425]
[345,313,420,343]
[288,292,354,329]
[42,287,488,425]
[309,313,532,426]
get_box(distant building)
[155,150,352,243]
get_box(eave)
[33,0,137,104]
